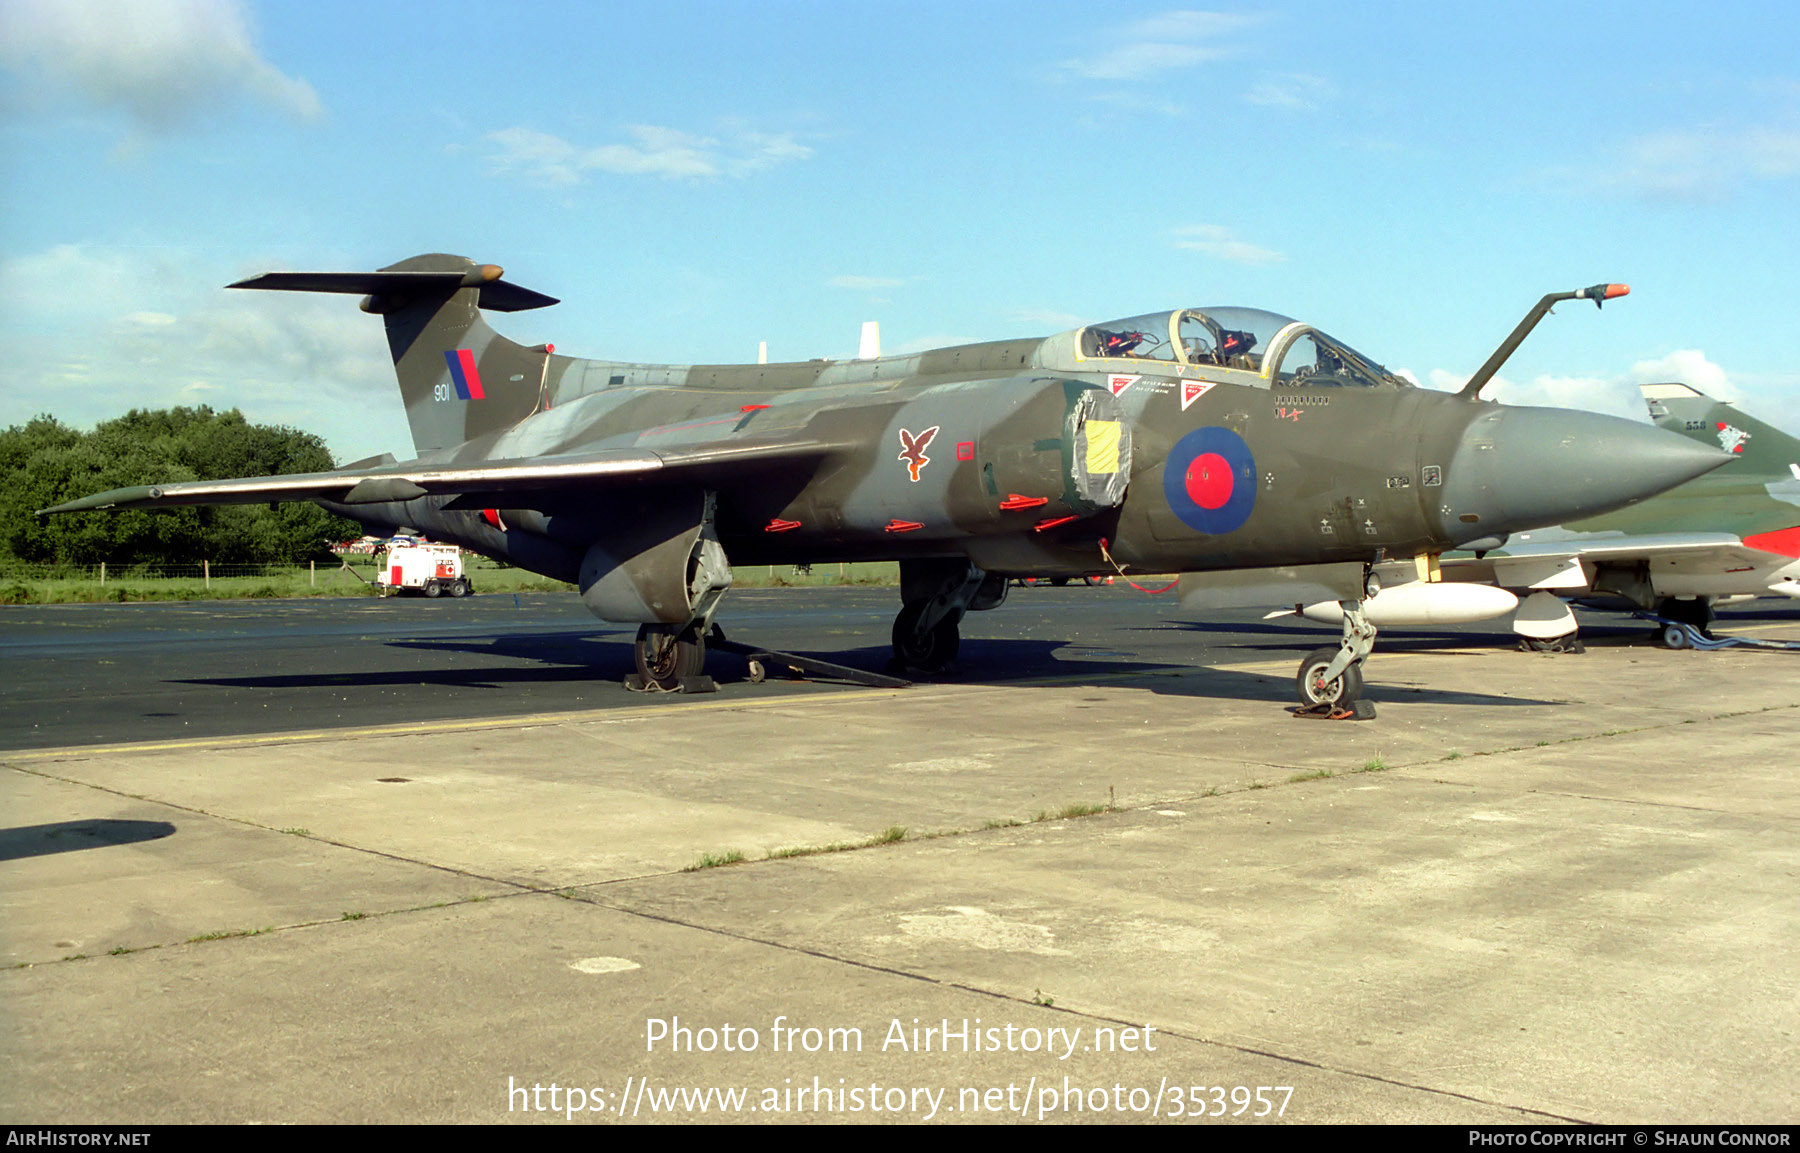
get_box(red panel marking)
[885,519,924,533]
[455,348,485,400]
[740,404,771,413]
[764,518,802,533]
[999,494,1049,511]
[1185,451,1234,510]
[1745,525,1800,559]
[480,508,503,530]
[955,441,975,461]
[1034,515,1080,532]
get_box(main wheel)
[1296,646,1362,708]
[448,578,469,598]
[635,624,707,690]
[892,601,960,673]
[423,581,442,598]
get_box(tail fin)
[1642,382,1800,479]
[231,253,560,455]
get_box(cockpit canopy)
[1079,307,1410,389]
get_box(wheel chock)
[1289,700,1377,721]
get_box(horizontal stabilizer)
[229,269,559,312]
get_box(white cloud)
[0,0,320,135]
[1244,72,1335,111]
[735,130,815,172]
[0,245,398,462]
[1171,224,1286,266]
[484,124,813,186]
[1593,127,1800,201]
[1424,349,1748,425]
[1009,309,1089,331]
[1060,10,1262,82]
[1625,349,1741,402]
[892,333,983,356]
[829,275,905,291]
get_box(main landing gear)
[892,601,960,673]
[632,622,914,692]
[1294,597,1378,720]
[888,559,1006,674]
[1654,596,1714,647]
[632,623,708,692]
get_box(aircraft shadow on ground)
[1155,614,1709,654]
[176,631,635,691]
[947,639,1558,707]
[0,819,176,862]
[1159,616,1525,654]
[177,628,1554,707]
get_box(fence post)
[310,560,315,587]
[204,560,210,590]
[100,561,106,586]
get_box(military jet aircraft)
[43,255,1727,710]
[1234,383,1799,647]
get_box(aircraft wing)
[1194,529,1800,631]
[1437,532,1800,597]
[39,437,840,516]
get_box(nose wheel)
[1297,646,1363,707]
[1292,598,1377,719]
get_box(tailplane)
[231,253,559,455]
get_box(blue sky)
[3,0,1797,462]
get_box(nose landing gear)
[1293,598,1378,720]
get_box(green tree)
[0,408,359,566]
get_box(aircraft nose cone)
[1437,405,1729,543]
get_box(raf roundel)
[1162,426,1257,535]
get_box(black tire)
[448,578,469,598]
[1296,646,1362,708]
[635,624,707,690]
[892,601,960,673]
[423,581,442,598]
[1658,597,1712,628]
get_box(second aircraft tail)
[1642,382,1800,479]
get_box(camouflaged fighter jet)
[1236,383,1800,650]
[42,255,1729,709]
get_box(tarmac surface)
[2,587,1797,1124]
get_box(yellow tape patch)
[1085,420,1121,474]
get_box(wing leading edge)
[38,437,840,516]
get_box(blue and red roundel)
[1161,426,1257,535]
